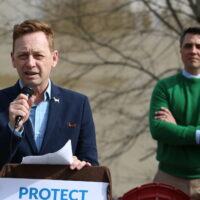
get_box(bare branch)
[166,0,183,31]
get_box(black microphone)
[15,85,34,128]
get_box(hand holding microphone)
[9,86,34,130]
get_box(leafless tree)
[25,0,184,163]
[2,0,200,197]
[2,0,199,162]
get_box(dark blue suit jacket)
[0,81,98,168]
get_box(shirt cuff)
[196,130,200,144]
[8,122,24,137]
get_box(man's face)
[11,31,58,91]
[180,33,200,75]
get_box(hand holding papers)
[21,140,73,165]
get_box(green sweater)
[149,72,200,178]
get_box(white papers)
[21,140,73,165]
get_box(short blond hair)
[12,19,55,51]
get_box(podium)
[0,164,112,200]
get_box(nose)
[191,45,198,54]
[26,55,36,68]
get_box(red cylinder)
[119,182,190,200]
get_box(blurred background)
[0,0,199,198]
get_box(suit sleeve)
[75,96,99,165]
[0,121,22,168]
[149,81,197,146]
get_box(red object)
[119,182,190,200]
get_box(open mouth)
[24,71,38,78]
[24,71,38,76]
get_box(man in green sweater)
[149,27,200,199]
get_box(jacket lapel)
[39,84,61,153]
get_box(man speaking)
[0,19,98,170]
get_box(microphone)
[15,85,34,128]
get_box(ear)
[11,52,16,68]
[52,50,58,68]
[180,46,183,55]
